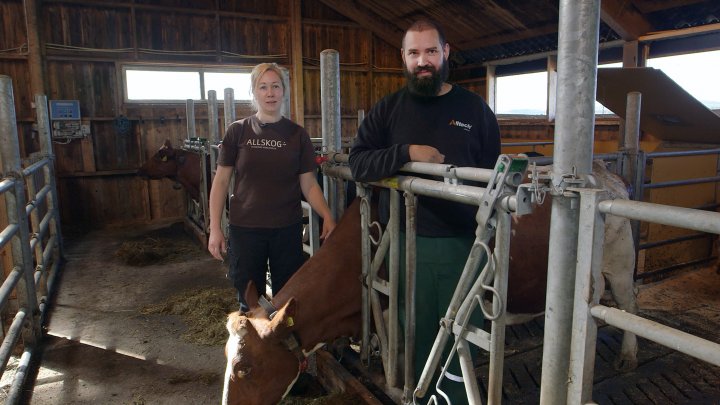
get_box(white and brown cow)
[223,161,639,404]
[137,140,204,201]
[223,198,364,405]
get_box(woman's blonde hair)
[250,63,286,111]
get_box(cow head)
[137,139,179,179]
[223,284,302,405]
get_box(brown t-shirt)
[217,115,317,228]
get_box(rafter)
[456,23,558,51]
[601,0,654,40]
[632,0,707,14]
[317,0,404,48]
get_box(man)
[349,19,501,405]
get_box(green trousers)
[398,234,484,405]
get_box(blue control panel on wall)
[49,100,81,120]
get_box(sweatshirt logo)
[449,119,472,131]
[246,138,286,150]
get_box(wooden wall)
[0,0,622,230]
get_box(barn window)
[123,66,252,103]
[204,71,252,101]
[496,71,548,115]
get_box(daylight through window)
[124,67,253,103]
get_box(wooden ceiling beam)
[456,23,558,51]
[317,0,404,48]
[601,0,655,40]
[632,0,707,14]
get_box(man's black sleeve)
[348,104,411,182]
[480,104,502,170]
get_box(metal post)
[320,49,341,221]
[540,1,601,403]
[567,188,606,404]
[224,88,236,131]
[34,94,63,314]
[358,186,372,365]
[388,190,400,388]
[280,66,291,119]
[487,209,511,405]
[185,99,195,140]
[403,191,418,402]
[207,90,219,143]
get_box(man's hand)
[409,145,445,163]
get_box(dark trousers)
[398,234,483,405]
[227,221,304,312]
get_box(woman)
[208,63,336,311]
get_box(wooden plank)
[315,350,384,405]
[80,132,96,172]
[290,0,304,126]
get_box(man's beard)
[404,60,449,97]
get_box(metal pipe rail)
[0,178,15,194]
[0,223,20,250]
[569,188,720,403]
[647,148,720,159]
[35,234,58,286]
[25,183,51,217]
[591,305,720,367]
[0,309,28,375]
[639,232,710,250]
[599,199,720,235]
[20,157,50,178]
[29,209,52,253]
[0,269,22,309]
[328,153,496,183]
[641,175,720,190]
[323,165,492,207]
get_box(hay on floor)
[115,223,203,266]
[141,287,237,346]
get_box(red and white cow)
[223,161,639,404]
[223,198,364,405]
[137,140,204,201]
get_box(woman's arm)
[299,171,336,239]
[208,165,233,260]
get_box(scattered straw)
[115,223,203,266]
[141,287,237,346]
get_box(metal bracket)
[475,154,529,229]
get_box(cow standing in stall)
[137,139,204,201]
[223,161,639,405]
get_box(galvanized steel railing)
[0,76,63,404]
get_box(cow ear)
[243,281,259,310]
[267,298,297,338]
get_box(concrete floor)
[20,221,230,404]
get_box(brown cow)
[223,198,364,405]
[223,161,639,404]
[137,140,203,201]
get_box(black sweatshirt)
[350,85,500,237]
[349,85,501,237]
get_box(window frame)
[121,64,254,105]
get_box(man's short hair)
[402,19,447,48]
